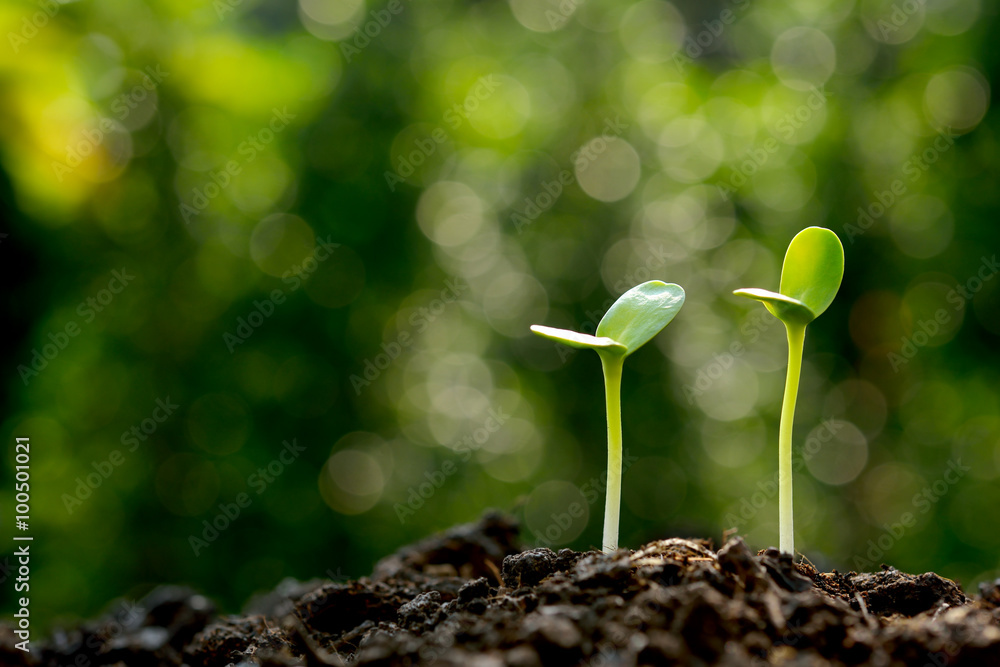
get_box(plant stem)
[779,322,806,555]
[599,352,624,553]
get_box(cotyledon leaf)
[529,325,627,354]
[778,226,844,320]
[732,288,815,327]
[734,227,844,326]
[596,281,686,356]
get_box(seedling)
[734,226,844,555]
[531,280,685,553]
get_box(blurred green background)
[2,0,999,629]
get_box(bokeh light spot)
[693,358,758,421]
[509,0,577,33]
[320,433,388,515]
[619,0,685,63]
[465,75,531,140]
[575,137,642,202]
[824,380,888,439]
[924,68,989,132]
[771,27,837,91]
[417,181,486,247]
[701,416,767,468]
[657,117,724,183]
[925,0,980,35]
[804,420,868,486]
[483,272,549,338]
[298,0,363,28]
[862,0,926,44]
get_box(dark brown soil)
[6,511,1000,666]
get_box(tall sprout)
[734,227,844,554]
[531,280,685,552]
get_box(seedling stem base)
[779,322,805,555]
[599,352,624,553]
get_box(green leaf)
[779,226,844,320]
[530,325,627,354]
[734,227,844,326]
[596,281,686,356]
[732,288,814,326]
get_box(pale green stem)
[779,322,806,555]
[598,352,624,553]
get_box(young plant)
[733,226,844,555]
[531,280,685,553]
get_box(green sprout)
[531,280,685,553]
[734,226,844,555]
